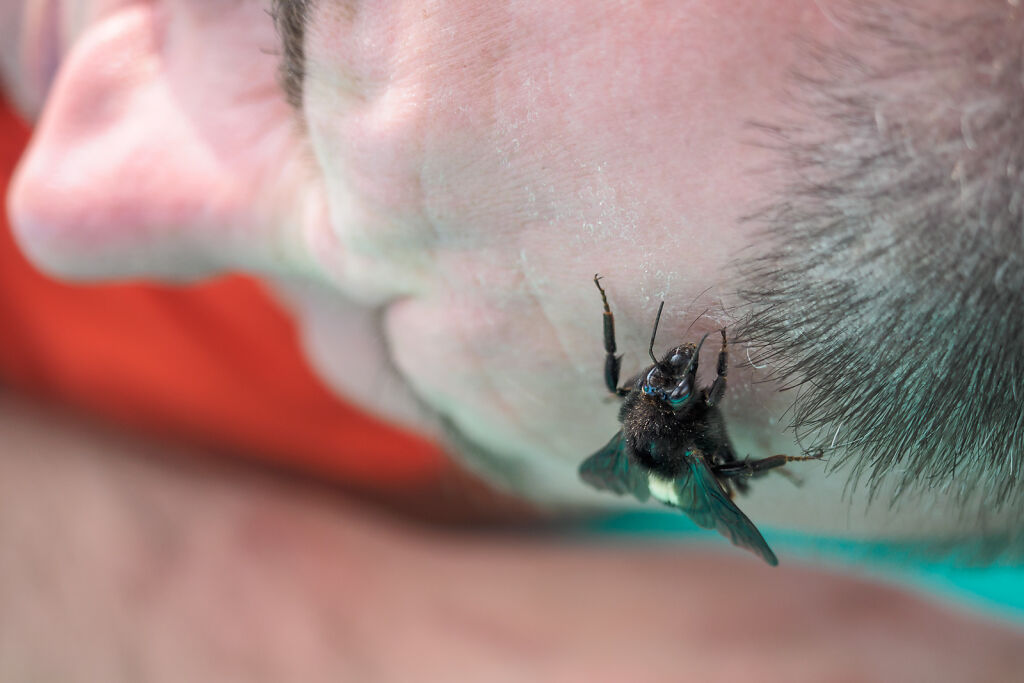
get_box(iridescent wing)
[578,430,650,502]
[674,450,778,566]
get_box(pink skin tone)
[3,0,1023,678]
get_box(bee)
[579,275,819,565]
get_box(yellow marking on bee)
[648,474,679,506]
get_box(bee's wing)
[674,451,778,566]
[578,430,650,502]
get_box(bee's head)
[641,334,708,410]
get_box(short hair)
[737,1,1024,553]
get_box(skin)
[4,0,999,534]
[2,0,1022,678]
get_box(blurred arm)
[1,390,1022,682]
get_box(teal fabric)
[585,510,1024,625]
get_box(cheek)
[300,1,837,304]
[6,1,309,281]
[382,267,627,503]
[296,0,840,497]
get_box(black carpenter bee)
[579,275,819,565]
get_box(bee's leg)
[594,274,629,397]
[713,450,823,479]
[713,445,750,494]
[704,329,728,407]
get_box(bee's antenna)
[683,332,711,376]
[648,301,665,365]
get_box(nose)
[6,4,298,282]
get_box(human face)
[5,0,1022,551]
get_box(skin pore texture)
[3,0,1023,556]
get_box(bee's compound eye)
[668,392,690,407]
[667,382,690,407]
[644,366,663,388]
[670,353,685,366]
